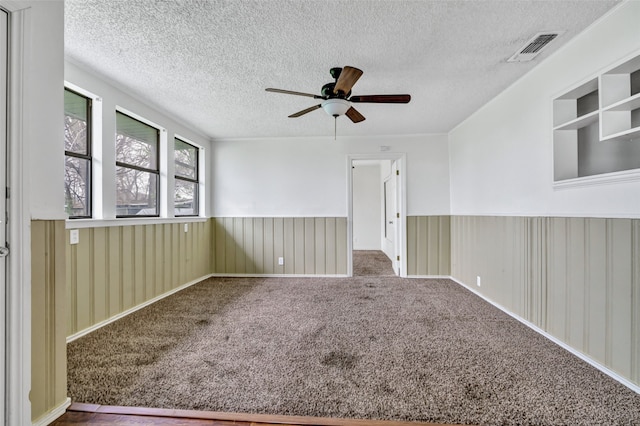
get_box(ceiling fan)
[265,66,411,124]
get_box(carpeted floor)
[67,251,640,425]
[353,250,396,277]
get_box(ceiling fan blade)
[288,104,322,118]
[349,94,411,103]
[345,107,366,123]
[266,88,323,99]
[333,66,363,95]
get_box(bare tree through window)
[174,138,199,216]
[115,112,159,216]
[64,89,91,218]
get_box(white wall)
[449,1,640,218]
[353,163,382,250]
[26,0,65,220]
[64,61,212,218]
[211,134,450,217]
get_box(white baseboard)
[406,275,451,279]
[66,274,213,343]
[449,276,640,395]
[32,397,71,426]
[209,273,350,278]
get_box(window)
[64,88,92,218]
[115,111,159,216]
[174,138,199,216]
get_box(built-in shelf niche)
[553,52,640,185]
[601,56,640,141]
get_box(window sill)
[65,216,208,229]
[553,168,640,190]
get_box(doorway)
[348,154,406,277]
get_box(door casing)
[1,3,32,424]
[0,7,8,423]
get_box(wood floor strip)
[61,403,468,426]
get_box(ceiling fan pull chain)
[334,116,337,140]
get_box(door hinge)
[396,255,400,261]
[396,212,399,218]
[5,186,9,199]
[396,170,399,176]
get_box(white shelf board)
[602,92,640,112]
[553,110,599,131]
[554,167,640,189]
[601,126,640,142]
[555,78,598,100]
[605,54,640,75]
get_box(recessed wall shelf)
[553,110,599,131]
[553,51,640,186]
[602,92,640,112]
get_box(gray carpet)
[353,250,396,277]
[67,251,640,425]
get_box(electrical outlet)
[184,223,188,233]
[70,229,79,245]
[477,276,481,287]
[278,257,284,266]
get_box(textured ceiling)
[64,0,620,139]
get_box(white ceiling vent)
[507,32,563,62]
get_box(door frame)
[347,153,407,277]
[381,164,399,274]
[1,2,31,424]
[0,6,7,424]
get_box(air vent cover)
[508,32,562,62]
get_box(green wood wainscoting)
[451,216,640,388]
[32,220,68,425]
[212,217,348,275]
[34,215,640,422]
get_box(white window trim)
[58,93,208,226]
[66,216,207,230]
[174,133,205,218]
[64,81,103,219]
[114,106,167,218]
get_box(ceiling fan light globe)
[322,98,350,117]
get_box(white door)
[382,161,399,275]
[0,8,8,422]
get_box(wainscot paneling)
[406,216,451,276]
[451,215,640,387]
[31,220,68,423]
[212,217,348,275]
[65,221,211,337]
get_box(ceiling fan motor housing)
[321,82,350,98]
[321,82,335,97]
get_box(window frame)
[174,137,200,217]
[62,83,207,225]
[115,110,161,218]
[64,87,93,219]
